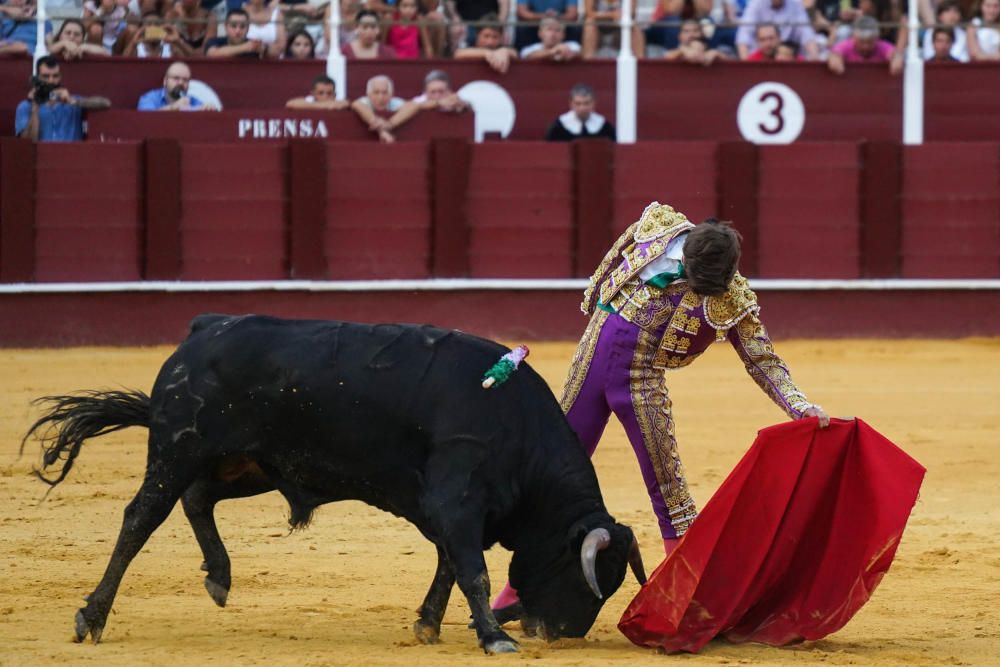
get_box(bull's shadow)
[23,314,645,654]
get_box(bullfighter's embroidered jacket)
[579,202,814,418]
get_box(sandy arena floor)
[1,338,998,666]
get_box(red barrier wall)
[34,143,143,281]
[613,142,717,234]
[901,143,1000,278]
[326,142,432,279]
[87,109,473,142]
[466,142,574,277]
[179,143,289,279]
[924,65,1000,142]
[637,63,902,142]
[756,143,861,278]
[1,288,998,347]
[2,139,999,285]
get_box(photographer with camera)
[15,56,111,142]
[137,61,216,111]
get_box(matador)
[492,202,829,616]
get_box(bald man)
[137,62,213,111]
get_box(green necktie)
[645,263,686,289]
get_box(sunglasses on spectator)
[227,20,249,27]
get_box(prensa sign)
[237,118,330,139]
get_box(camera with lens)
[31,76,58,104]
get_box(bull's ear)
[565,520,592,551]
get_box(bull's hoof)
[204,577,229,608]
[483,639,519,654]
[520,616,540,638]
[413,619,440,644]
[74,608,104,644]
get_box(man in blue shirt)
[0,0,52,55]
[15,56,111,142]
[137,62,213,111]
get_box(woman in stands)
[243,0,287,57]
[283,28,317,58]
[342,8,397,58]
[166,0,217,53]
[968,0,1000,60]
[47,18,110,59]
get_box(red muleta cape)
[618,417,925,653]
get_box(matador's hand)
[801,406,830,428]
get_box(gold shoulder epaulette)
[633,202,692,243]
[703,273,759,331]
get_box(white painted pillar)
[902,0,924,145]
[615,0,637,143]
[327,1,348,101]
[34,0,48,66]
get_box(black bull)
[23,314,646,653]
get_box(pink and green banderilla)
[481,345,530,389]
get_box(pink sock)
[492,582,520,609]
[663,537,680,556]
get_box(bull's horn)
[580,528,611,599]
[628,537,647,585]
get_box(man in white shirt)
[519,16,581,60]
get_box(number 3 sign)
[736,82,805,144]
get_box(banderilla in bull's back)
[22,314,645,654]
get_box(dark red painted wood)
[901,143,1000,278]
[431,137,471,277]
[87,109,473,142]
[638,62,902,142]
[1,288,998,347]
[716,141,759,277]
[325,142,431,279]
[179,143,288,280]
[0,138,36,282]
[756,143,861,278]
[859,141,902,278]
[288,139,327,279]
[34,143,143,281]
[573,139,614,277]
[144,138,182,280]
[613,142,718,241]
[467,142,573,278]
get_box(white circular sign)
[736,82,805,145]
[456,80,516,142]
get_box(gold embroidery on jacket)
[731,313,813,418]
[559,309,609,413]
[653,289,703,370]
[633,202,693,243]
[592,203,695,310]
[581,222,640,315]
[704,273,758,331]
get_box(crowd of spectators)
[5,0,999,142]
[1,0,996,66]
[15,50,476,142]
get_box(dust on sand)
[1,339,998,666]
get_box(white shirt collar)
[559,110,606,135]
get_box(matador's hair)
[684,218,742,296]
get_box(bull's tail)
[21,389,151,489]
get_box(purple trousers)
[560,311,697,539]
